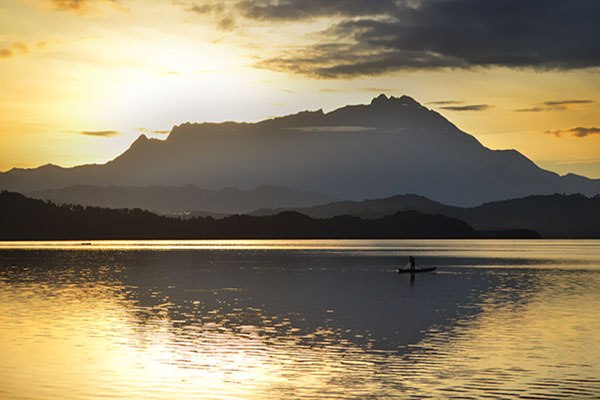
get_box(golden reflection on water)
[0,280,403,399]
[0,239,385,250]
[1,239,599,266]
[1,240,599,399]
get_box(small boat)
[398,267,436,274]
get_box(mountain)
[2,190,536,240]
[451,193,600,238]
[25,184,334,214]
[252,193,447,219]
[1,94,599,206]
[253,193,600,238]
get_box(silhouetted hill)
[26,184,334,214]
[254,193,600,238]
[0,191,538,240]
[1,94,598,206]
[450,193,600,238]
[253,194,447,219]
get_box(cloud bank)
[544,127,600,138]
[439,104,491,112]
[517,100,594,112]
[187,0,600,78]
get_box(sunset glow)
[1,0,599,177]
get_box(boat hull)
[398,267,436,273]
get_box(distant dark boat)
[398,267,436,274]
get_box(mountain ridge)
[1,94,599,206]
[253,192,600,238]
[2,190,540,240]
[26,184,335,214]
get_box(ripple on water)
[1,242,600,399]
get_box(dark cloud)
[427,100,465,106]
[221,0,600,78]
[236,0,397,21]
[187,4,214,14]
[254,43,440,78]
[543,100,593,108]
[568,127,600,138]
[515,106,544,113]
[543,127,600,138]
[516,99,594,112]
[439,104,492,112]
[186,2,234,31]
[78,130,121,137]
[429,100,494,111]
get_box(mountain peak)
[109,133,155,164]
[370,94,422,108]
[397,95,420,106]
[128,133,156,149]
[371,94,389,105]
[134,133,149,143]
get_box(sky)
[1,0,600,178]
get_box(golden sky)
[1,0,599,178]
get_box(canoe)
[398,267,437,274]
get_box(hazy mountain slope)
[255,193,600,238]
[1,95,598,206]
[26,184,335,214]
[252,194,448,219]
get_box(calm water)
[0,240,599,399]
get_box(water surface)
[1,240,599,399]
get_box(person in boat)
[409,256,416,273]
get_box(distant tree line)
[0,191,539,240]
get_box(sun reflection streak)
[1,240,599,270]
[0,271,404,399]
